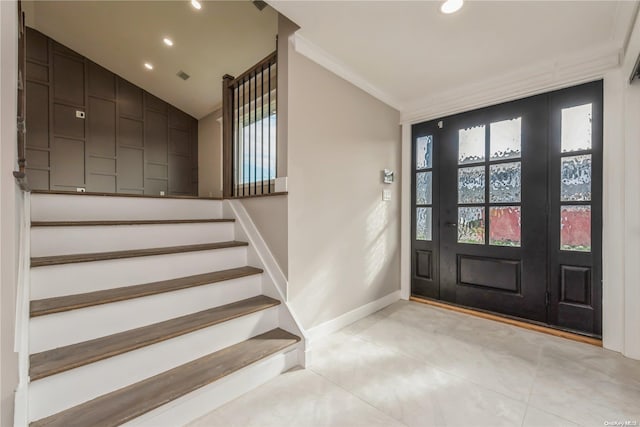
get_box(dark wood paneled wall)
[25,27,198,196]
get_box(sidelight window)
[416,135,433,240]
[559,104,592,252]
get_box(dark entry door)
[411,81,603,336]
[438,96,549,322]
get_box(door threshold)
[409,296,602,347]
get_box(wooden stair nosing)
[29,295,280,381]
[31,219,235,227]
[30,328,300,427]
[31,189,224,201]
[30,241,249,268]
[30,266,264,317]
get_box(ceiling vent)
[177,71,190,81]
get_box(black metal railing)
[222,51,277,198]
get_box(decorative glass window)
[416,135,434,241]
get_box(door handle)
[444,222,457,228]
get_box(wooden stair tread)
[29,295,280,381]
[30,241,248,267]
[30,328,299,427]
[30,266,264,317]
[31,219,234,227]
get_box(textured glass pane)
[459,125,485,164]
[416,172,432,205]
[458,207,485,245]
[416,207,432,241]
[490,206,521,247]
[490,162,521,203]
[561,205,591,252]
[416,135,433,169]
[561,155,591,201]
[490,117,521,160]
[458,166,485,204]
[561,103,592,153]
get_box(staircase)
[23,192,303,427]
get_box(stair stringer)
[223,199,308,367]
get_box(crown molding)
[400,42,622,125]
[292,33,404,111]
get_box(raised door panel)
[26,82,50,148]
[87,98,116,157]
[169,107,191,131]
[54,104,85,139]
[169,156,191,194]
[26,28,48,63]
[119,118,143,147]
[118,147,144,192]
[145,110,168,165]
[53,54,84,106]
[88,62,116,100]
[145,92,167,114]
[118,78,143,119]
[51,138,84,189]
[169,128,191,156]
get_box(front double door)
[411,81,602,336]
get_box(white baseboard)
[306,290,401,346]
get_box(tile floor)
[189,300,640,427]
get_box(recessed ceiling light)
[441,0,463,14]
[144,63,154,70]
[163,37,174,47]
[191,0,202,10]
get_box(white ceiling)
[271,0,638,112]
[25,1,278,119]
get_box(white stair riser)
[30,246,248,299]
[124,347,300,427]
[31,222,235,257]
[28,308,279,422]
[31,194,223,221]
[30,275,263,353]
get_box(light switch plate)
[382,189,391,201]
[160,191,165,196]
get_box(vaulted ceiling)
[24,1,278,119]
[271,0,638,115]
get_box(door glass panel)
[416,207,432,241]
[561,155,591,202]
[561,103,592,153]
[416,171,432,205]
[416,135,433,169]
[458,166,485,204]
[490,117,521,160]
[458,207,485,244]
[490,206,521,247]
[560,205,591,252]
[459,125,485,164]
[490,162,521,203]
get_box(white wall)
[240,195,288,276]
[619,12,640,360]
[287,43,401,330]
[198,109,223,198]
[0,0,21,424]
